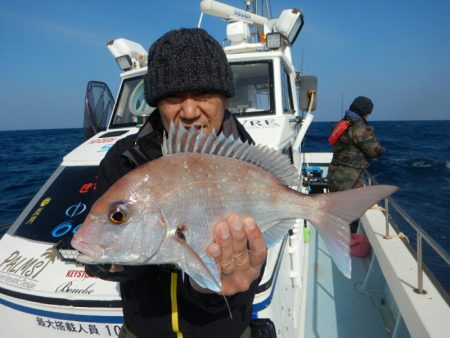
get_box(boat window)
[229,61,274,116]
[110,76,155,128]
[14,166,98,244]
[281,65,294,114]
[109,61,275,126]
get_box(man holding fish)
[82,28,268,338]
[74,28,397,338]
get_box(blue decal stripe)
[252,236,287,315]
[0,297,123,323]
[0,286,122,308]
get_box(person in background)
[327,96,385,233]
[85,28,268,338]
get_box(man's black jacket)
[85,111,261,338]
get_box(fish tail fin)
[309,185,398,278]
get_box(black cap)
[144,28,235,107]
[349,96,374,116]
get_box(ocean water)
[0,121,449,294]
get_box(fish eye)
[108,203,129,225]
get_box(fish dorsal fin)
[163,121,299,185]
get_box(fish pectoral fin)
[171,235,221,293]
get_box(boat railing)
[366,171,450,297]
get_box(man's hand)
[206,214,267,296]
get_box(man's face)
[158,91,227,134]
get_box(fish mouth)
[71,238,105,263]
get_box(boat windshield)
[229,60,274,116]
[108,60,275,129]
[110,76,154,128]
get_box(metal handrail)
[366,171,450,294]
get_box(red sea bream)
[71,123,397,292]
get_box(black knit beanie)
[349,96,374,116]
[144,28,235,107]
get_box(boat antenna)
[301,47,304,73]
[245,0,272,19]
[266,0,272,19]
[198,11,204,28]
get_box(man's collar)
[345,110,367,123]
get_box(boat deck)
[304,227,388,338]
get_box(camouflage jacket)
[327,114,384,191]
[330,117,384,170]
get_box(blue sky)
[0,0,449,130]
